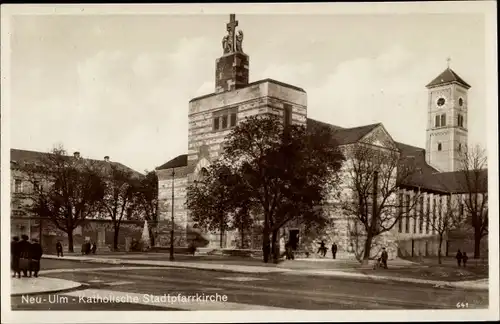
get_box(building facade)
[156,15,488,259]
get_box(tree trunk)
[262,226,270,263]
[240,222,245,249]
[67,230,74,253]
[113,225,120,251]
[362,231,373,262]
[220,228,224,249]
[149,227,155,247]
[271,229,279,264]
[438,235,443,265]
[473,229,481,259]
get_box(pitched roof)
[426,68,471,89]
[307,118,380,145]
[10,149,142,177]
[156,154,188,170]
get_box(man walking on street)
[381,247,388,269]
[331,242,338,259]
[456,249,463,267]
[462,252,468,267]
[29,239,43,278]
[56,241,63,257]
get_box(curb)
[43,256,488,291]
[11,278,83,297]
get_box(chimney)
[73,152,81,159]
[104,156,110,162]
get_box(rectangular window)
[435,115,440,128]
[441,114,446,127]
[426,196,430,234]
[432,198,437,232]
[213,117,220,131]
[230,113,237,127]
[14,179,22,193]
[419,196,424,234]
[284,104,292,128]
[405,194,410,233]
[222,115,228,129]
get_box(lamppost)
[170,168,175,261]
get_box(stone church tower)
[425,63,471,172]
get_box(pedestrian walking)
[462,252,468,267]
[56,241,63,257]
[11,236,21,278]
[317,240,327,257]
[331,242,338,259]
[456,249,463,267]
[29,239,43,278]
[381,247,388,269]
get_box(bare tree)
[99,164,138,251]
[24,146,105,252]
[342,143,421,262]
[426,195,463,264]
[458,145,488,259]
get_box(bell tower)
[425,59,471,172]
[215,14,249,93]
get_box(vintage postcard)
[1,2,498,323]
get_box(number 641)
[456,302,469,308]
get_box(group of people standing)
[455,250,469,267]
[11,235,43,278]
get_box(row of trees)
[21,146,158,252]
[185,114,488,263]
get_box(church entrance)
[289,229,299,250]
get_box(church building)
[156,14,487,259]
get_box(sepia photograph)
[1,2,498,323]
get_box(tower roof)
[426,67,471,89]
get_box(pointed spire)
[426,61,471,89]
[446,57,451,69]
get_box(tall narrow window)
[230,113,237,127]
[432,198,437,233]
[413,197,417,234]
[419,196,424,234]
[438,143,442,151]
[222,115,228,129]
[441,114,446,127]
[14,179,22,193]
[213,117,220,131]
[284,104,292,128]
[426,196,430,234]
[435,115,440,127]
[458,143,462,152]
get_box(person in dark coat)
[11,236,21,278]
[456,250,463,267]
[317,240,327,257]
[381,247,388,269]
[17,235,32,277]
[56,241,63,257]
[462,252,468,267]
[91,242,97,254]
[29,239,43,277]
[331,243,338,259]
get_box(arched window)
[440,114,446,127]
[438,143,442,151]
[458,143,462,151]
[435,115,440,127]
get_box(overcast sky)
[7,6,491,173]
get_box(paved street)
[11,259,488,311]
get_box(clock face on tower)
[437,97,446,107]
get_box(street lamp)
[170,168,175,261]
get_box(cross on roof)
[446,57,451,68]
[227,14,238,33]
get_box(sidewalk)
[43,254,488,291]
[11,277,82,296]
